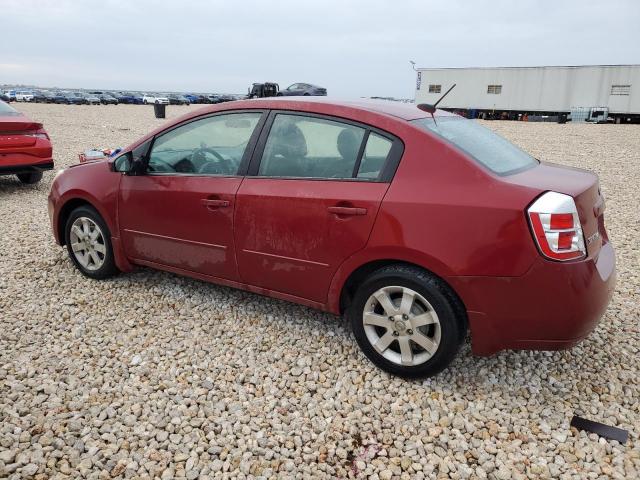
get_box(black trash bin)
[153,103,166,119]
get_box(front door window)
[148,112,262,175]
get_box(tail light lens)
[25,132,49,140]
[26,127,49,140]
[527,191,586,261]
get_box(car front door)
[234,112,402,304]
[118,111,265,281]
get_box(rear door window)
[257,114,366,179]
[357,133,393,179]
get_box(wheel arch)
[57,197,95,246]
[337,259,464,310]
[55,194,134,273]
[335,258,469,341]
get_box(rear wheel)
[348,265,464,378]
[16,172,43,184]
[64,205,119,279]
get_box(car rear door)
[234,111,403,304]
[118,110,266,281]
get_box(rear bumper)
[0,159,54,175]
[448,241,616,355]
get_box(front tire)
[348,265,464,378]
[64,205,119,279]
[16,172,43,184]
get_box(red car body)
[0,100,53,178]
[48,98,615,355]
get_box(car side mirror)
[117,139,153,175]
[112,152,133,173]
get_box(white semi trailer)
[414,65,640,123]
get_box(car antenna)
[417,83,457,125]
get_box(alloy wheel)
[362,286,441,366]
[69,217,106,271]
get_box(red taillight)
[28,127,49,140]
[557,231,575,250]
[527,192,586,261]
[550,213,573,230]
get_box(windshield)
[412,116,538,175]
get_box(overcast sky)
[1,0,638,97]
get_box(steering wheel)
[191,146,233,174]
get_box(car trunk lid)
[0,115,42,148]
[505,161,606,258]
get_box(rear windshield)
[0,101,18,115]
[412,116,538,175]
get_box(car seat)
[262,121,308,177]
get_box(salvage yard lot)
[1,103,638,478]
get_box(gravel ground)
[1,103,638,479]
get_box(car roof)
[126,97,456,152]
[235,97,455,121]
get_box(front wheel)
[348,265,465,378]
[16,172,43,184]
[64,205,119,279]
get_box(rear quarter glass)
[412,117,538,176]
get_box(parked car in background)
[187,94,209,104]
[88,91,116,105]
[98,94,118,105]
[130,93,145,105]
[278,83,327,96]
[63,92,85,105]
[206,94,223,104]
[0,100,53,184]
[109,92,128,103]
[143,94,169,105]
[47,97,615,378]
[115,92,144,104]
[208,94,235,103]
[2,90,16,101]
[31,90,48,103]
[1,91,11,102]
[51,92,68,104]
[76,92,101,105]
[40,91,57,103]
[168,94,190,105]
[15,91,35,102]
[183,94,199,104]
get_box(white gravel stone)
[0,104,639,479]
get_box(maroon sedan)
[48,98,615,377]
[0,100,53,184]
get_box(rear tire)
[64,205,119,280]
[348,265,464,378]
[16,172,43,184]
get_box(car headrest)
[271,121,307,159]
[337,128,360,161]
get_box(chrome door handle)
[201,199,230,208]
[328,206,367,216]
